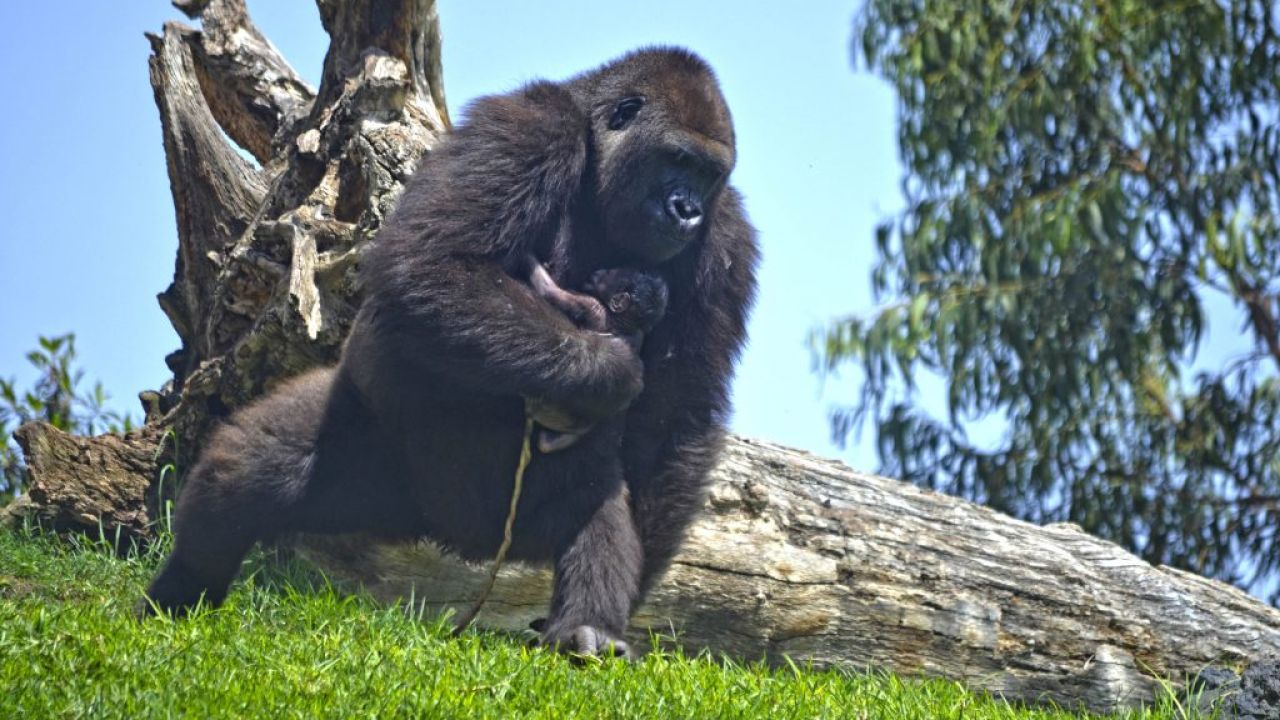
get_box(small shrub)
[0,333,134,501]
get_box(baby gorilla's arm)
[526,256,609,332]
[522,257,669,453]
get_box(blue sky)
[0,1,902,471]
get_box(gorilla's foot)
[542,623,632,660]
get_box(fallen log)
[297,436,1280,713]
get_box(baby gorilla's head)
[586,269,670,337]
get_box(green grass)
[0,528,1215,719]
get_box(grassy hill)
[0,528,1218,719]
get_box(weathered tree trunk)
[6,1,1279,714]
[147,0,448,454]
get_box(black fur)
[144,47,759,656]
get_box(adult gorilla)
[144,47,759,657]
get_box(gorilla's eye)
[607,97,646,130]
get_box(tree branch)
[1238,281,1280,374]
[174,0,317,163]
[147,22,268,382]
[314,0,449,129]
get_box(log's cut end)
[295,436,1280,714]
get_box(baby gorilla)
[523,256,669,453]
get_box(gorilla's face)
[576,50,736,266]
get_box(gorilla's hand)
[523,337,640,447]
[538,333,643,425]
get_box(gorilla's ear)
[442,81,589,258]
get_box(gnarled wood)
[315,0,449,129]
[147,21,267,383]
[142,0,447,449]
[4,423,166,537]
[174,0,316,164]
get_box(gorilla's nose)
[665,188,703,230]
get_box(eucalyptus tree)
[823,0,1280,600]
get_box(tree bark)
[3,423,171,538]
[6,1,1279,714]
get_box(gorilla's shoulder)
[455,81,585,153]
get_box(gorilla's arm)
[622,188,760,595]
[360,82,642,422]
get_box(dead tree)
[5,1,1278,713]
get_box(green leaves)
[0,334,135,500]
[828,0,1280,602]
